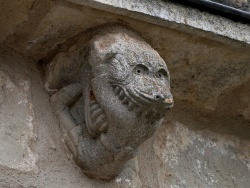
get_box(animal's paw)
[64,125,83,156]
[115,147,135,162]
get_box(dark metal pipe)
[168,0,250,23]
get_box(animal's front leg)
[50,83,82,156]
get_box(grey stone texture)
[0,0,249,187]
[0,0,250,60]
[0,48,250,187]
[0,59,37,172]
[45,26,173,180]
[68,0,250,44]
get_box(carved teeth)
[114,86,121,95]
[122,96,129,104]
[119,90,125,100]
[112,85,138,112]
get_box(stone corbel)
[45,25,173,180]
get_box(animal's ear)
[108,54,130,82]
[45,51,82,90]
[88,32,136,68]
[88,34,118,68]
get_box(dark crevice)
[167,0,250,24]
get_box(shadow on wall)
[168,79,250,140]
[217,79,250,120]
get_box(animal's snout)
[164,97,174,107]
[153,92,174,108]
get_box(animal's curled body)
[45,25,173,180]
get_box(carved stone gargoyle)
[45,25,173,180]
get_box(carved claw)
[118,90,125,100]
[51,83,81,132]
[115,147,135,162]
[89,99,108,135]
[99,122,109,132]
[64,125,82,156]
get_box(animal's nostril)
[155,95,161,100]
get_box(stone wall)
[0,0,249,187]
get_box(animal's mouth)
[136,88,173,107]
[112,85,173,110]
[112,85,138,111]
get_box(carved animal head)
[108,51,173,111]
[89,32,173,113]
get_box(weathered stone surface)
[0,48,249,188]
[0,61,37,172]
[0,1,249,132]
[0,1,249,135]
[69,0,250,44]
[0,0,249,60]
[0,0,36,42]
[0,49,146,188]
[0,0,249,187]
[45,26,173,180]
[153,121,250,188]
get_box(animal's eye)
[157,69,168,79]
[134,64,149,75]
[157,73,162,78]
